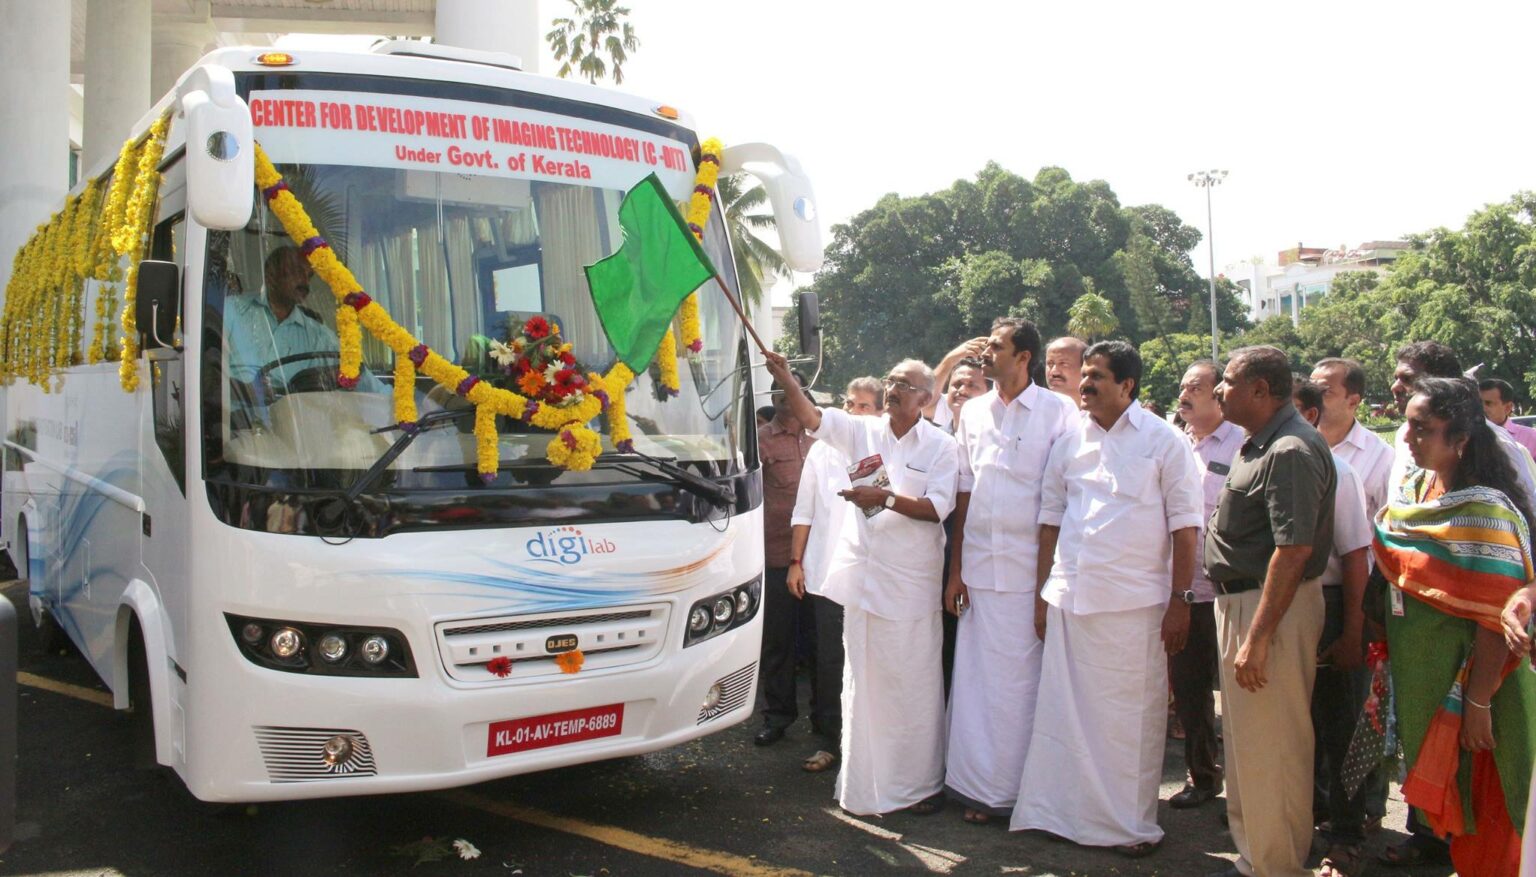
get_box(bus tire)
[14,523,68,656]
[126,617,159,772]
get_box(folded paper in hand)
[847,454,891,518]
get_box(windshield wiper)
[593,451,736,509]
[344,407,478,502]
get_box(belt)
[1214,577,1262,595]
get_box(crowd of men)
[752,320,1536,877]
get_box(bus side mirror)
[179,65,253,230]
[796,291,821,362]
[719,143,824,274]
[136,260,180,350]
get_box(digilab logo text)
[525,526,618,565]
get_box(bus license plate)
[487,704,625,756]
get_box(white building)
[1227,241,1409,324]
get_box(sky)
[287,0,1536,304]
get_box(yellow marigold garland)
[114,113,171,392]
[254,143,617,477]
[678,137,724,357]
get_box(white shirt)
[812,407,959,621]
[1331,420,1394,518]
[1322,453,1374,586]
[1188,420,1246,602]
[1391,419,1536,505]
[789,441,852,600]
[1038,403,1205,616]
[954,383,1077,592]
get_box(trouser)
[1168,599,1222,791]
[940,514,958,699]
[807,594,844,745]
[759,566,799,729]
[1217,579,1325,877]
[1311,584,1387,843]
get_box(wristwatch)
[883,493,897,510]
[1180,589,1196,605]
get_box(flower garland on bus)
[679,138,723,355]
[114,113,172,392]
[254,143,615,476]
[1,112,168,391]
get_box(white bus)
[5,42,822,802]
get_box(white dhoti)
[944,588,1043,814]
[1010,603,1168,846]
[835,605,946,816]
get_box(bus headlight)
[317,633,348,663]
[683,576,762,648]
[225,614,416,677]
[359,635,390,665]
[270,627,303,659]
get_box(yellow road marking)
[18,668,810,877]
[18,671,115,708]
[440,788,815,877]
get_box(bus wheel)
[14,527,68,656]
[126,618,158,771]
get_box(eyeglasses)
[881,377,920,394]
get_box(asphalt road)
[0,582,1452,877]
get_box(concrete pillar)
[0,0,70,295]
[82,0,151,173]
[152,14,219,99]
[435,0,542,73]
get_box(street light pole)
[1188,169,1228,360]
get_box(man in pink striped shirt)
[1481,378,1536,458]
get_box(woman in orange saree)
[1376,378,1536,877]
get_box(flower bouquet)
[486,316,593,411]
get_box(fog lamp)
[241,622,264,645]
[702,682,723,711]
[322,735,355,766]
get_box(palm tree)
[546,0,640,85]
[717,173,789,309]
[1067,287,1119,341]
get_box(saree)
[1374,470,1536,876]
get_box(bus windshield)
[201,81,749,495]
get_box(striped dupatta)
[1373,471,1534,634]
[1372,469,1534,875]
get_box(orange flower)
[555,650,584,674]
[518,370,546,396]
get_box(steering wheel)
[254,351,342,399]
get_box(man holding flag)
[763,348,959,816]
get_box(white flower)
[488,340,516,367]
[544,363,563,382]
[453,839,481,860]
[564,390,584,405]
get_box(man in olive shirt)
[1206,347,1336,877]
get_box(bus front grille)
[435,603,669,683]
[254,726,377,782]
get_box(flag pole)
[711,273,772,356]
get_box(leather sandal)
[801,750,837,773]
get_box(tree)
[1231,314,1306,371]
[802,163,1210,390]
[717,173,788,309]
[1067,286,1119,341]
[546,0,639,85]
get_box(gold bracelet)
[1465,695,1492,710]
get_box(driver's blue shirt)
[224,293,342,388]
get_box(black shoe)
[1169,784,1220,809]
[753,726,786,747]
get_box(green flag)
[585,173,716,373]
